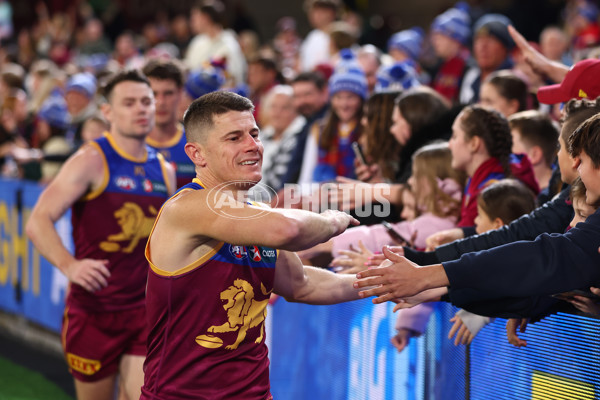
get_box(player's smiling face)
[205,110,263,186]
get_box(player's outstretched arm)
[162,189,359,252]
[273,250,362,305]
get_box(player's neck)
[110,130,148,160]
[149,123,179,143]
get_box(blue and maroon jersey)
[142,178,276,400]
[146,124,196,189]
[69,133,171,312]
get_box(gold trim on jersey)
[149,240,225,277]
[157,152,175,195]
[145,185,225,277]
[104,132,148,163]
[192,177,206,188]
[145,123,184,149]
[82,141,109,201]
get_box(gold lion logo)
[99,202,157,253]
[198,279,271,350]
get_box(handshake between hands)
[351,245,446,310]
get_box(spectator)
[299,49,366,184]
[78,18,112,56]
[539,26,571,65]
[273,16,301,80]
[356,45,381,96]
[508,110,560,195]
[247,57,280,126]
[277,71,330,188]
[185,0,247,85]
[299,0,339,71]
[64,72,98,147]
[459,14,515,104]
[260,85,306,192]
[179,65,225,121]
[429,2,472,104]
[479,70,528,117]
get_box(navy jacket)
[444,207,600,317]
[403,186,573,265]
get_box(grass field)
[0,356,74,400]
[0,325,75,400]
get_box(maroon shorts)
[62,305,147,382]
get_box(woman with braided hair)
[449,105,539,227]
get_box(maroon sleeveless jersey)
[69,134,170,311]
[142,180,276,399]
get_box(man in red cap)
[537,58,600,104]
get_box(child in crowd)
[298,141,463,269]
[429,2,471,104]
[298,49,367,184]
[448,105,538,228]
[508,110,560,197]
[446,179,537,346]
[479,70,529,117]
[355,90,402,181]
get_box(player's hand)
[354,246,425,303]
[448,315,475,346]
[506,318,528,347]
[425,228,464,251]
[321,209,360,236]
[390,328,417,353]
[65,258,111,292]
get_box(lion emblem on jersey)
[99,202,157,253]
[198,279,271,350]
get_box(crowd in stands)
[2,0,600,353]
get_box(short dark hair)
[484,70,528,113]
[100,69,150,102]
[508,110,559,166]
[478,179,537,225]
[142,59,184,88]
[183,91,254,142]
[292,71,327,91]
[569,112,600,168]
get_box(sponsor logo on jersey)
[142,179,168,194]
[261,248,277,263]
[249,246,262,262]
[143,179,153,192]
[229,245,247,260]
[115,176,136,190]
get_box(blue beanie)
[387,27,425,60]
[474,14,515,50]
[431,2,471,45]
[328,48,368,99]
[578,2,599,23]
[184,67,226,99]
[65,72,97,99]
[375,61,421,93]
[38,95,71,130]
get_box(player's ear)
[185,142,207,167]
[100,103,112,124]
